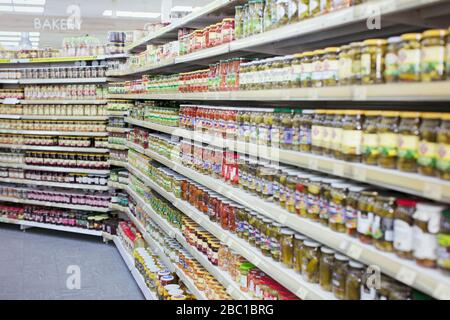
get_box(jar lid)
[387,36,402,43]
[400,111,421,118]
[422,29,447,38]
[320,246,335,254]
[380,111,400,117]
[421,112,441,119]
[396,198,417,207]
[164,284,180,291]
[334,253,349,261]
[441,113,450,121]
[324,47,340,53]
[303,240,320,248]
[350,41,362,47]
[294,233,307,240]
[302,109,315,114]
[415,202,446,213]
[401,33,422,41]
[363,38,387,46]
[302,51,314,56]
[171,294,187,300]
[313,49,325,55]
[349,260,364,269]
[364,110,381,116]
[348,185,367,192]
[281,228,295,235]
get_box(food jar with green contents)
[290,54,302,88]
[292,109,302,151]
[437,209,450,271]
[293,233,307,273]
[306,177,322,222]
[322,47,340,86]
[437,113,450,180]
[235,6,244,39]
[285,171,298,214]
[247,211,258,246]
[330,110,344,159]
[321,110,334,157]
[397,112,421,172]
[357,190,379,244]
[237,154,249,190]
[270,109,282,148]
[421,29,447,82]
[262,165,278,202]
[372,195,396,252]
[417,112,441,176]
[253,214,264,248]
[332,253,348,299]
[301,240,321,283]
[318,178,342,226]
[246,158,258,194]
[340,110,363,162]
[380,36,400,81]
[269,222,282,261]
[345,184,367,237]
[319,247,335,291]
[288,0,299,23]
[298,0,309,20]
[280,228,295,268]
[349,42,362,84]
[329,183,349,233]
[270,56,284,89]
[274,166,288,207]
[299,109,314,152]
[311,49,325,87]
[249,111,261,144]
[361,39,387,85]
[338,44,352,85]
[280,109,294,149]
[258,111,273,146]
[260,218,272,255]
[275,0,290,27]
[311,109,325,154]
[345,260,364,300]
[296,172,315,218]
[393,198,417,260]
[253,0,265,35]
[263,0,273,32]
[236,206,248,238]
[398,33,422,82]
[377,111,400,169]
[300,51,314,87]
[362,110,380,165]
[239,262,256,292]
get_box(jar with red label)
[222,18,235,44]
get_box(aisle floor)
[0,224,144,300]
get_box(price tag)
[333,163,345,176]
[308,158,318,171]
[3,98,19,105]
[353,166,367,182]
[423,182,442,201]
[395,267,417,286]
[296,287,309,300]
[347,244,362,260]
[353,86,367,100]
[433,284,450,300]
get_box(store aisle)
[0,224,144,300]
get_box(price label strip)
[395,267,417,286]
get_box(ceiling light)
[0,0,11,4]
[0,41,19,46]
[29,31,40,36]
[102,10,112,16]
[30,37,39,41]
[0,31,21,36]
[0,5,13,11]
[103,10,160,19]
[13,0,46,4]
[0,36,21,41]
[13,5,44,12]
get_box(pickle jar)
[338,44,352,86]
[413,202,445,268]
[361,39,387,85]
[421,29,447,82]
[321,110,333,156]
[299,109,314,152]
[269,222,282,261]
[345,260,364,300]
[234,5,244,39]
[296,172,315,218]
[290,53,302,88]
[345,184,367,237]
[248,211,258,246]
[300,51,314,88]
[417,112,441,176]
[280,228,295,268]
[447,27,450,78]
[292,110,302,151]
[281,109,294,150]
[285,171,298,214]
[362,110,380,165]
[329,183,349,233]
[340,110,363,162]
[349,42,362,84]
[398,33,422,82]
[377,111,400,169]
[311,49,325,88]
[393,198,417,260]
[437,113,450,180]
[298,0,309,21]
[332,253,349,300]
[397,112,421,172]
[357,190,379,244]
[318,178,342,226]
[311,109,325,154]
[322,47,340,86]
[384,36,401,83]
[330,110,344,159]
[306,177,322,222]
[301,240,321,283]
[372,195,396,252]
[319,247,335,292]
[275,0,290,27]
[293,233,307,273]
[260,218,272,256]
[274,166,289,207]
[437,209,450,271]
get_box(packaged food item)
[319,246,335,291]
[332,253,348,299]
[417,112,440,176]
[437,113,450,180]
[322,47,339,86]
[345,260,364,300]
[372,195,396,252]
[357,190,378,244]
[398,33,422,82]
[361,39,387,84]
[421,29,447,82]
[377,111,400,169]
[437,209,450,271]
[340,110,363,162]
[301,240,320,283]
[384,36,401,83]
[362,110,380,165]
[393,199,417,259]
[329,183,348,233]
[280,228,295,268]
[397,112,421,172]
[293,233,306,273]
[338,44,352,85]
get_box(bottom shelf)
[131,268,157,300]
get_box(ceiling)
[0,0,214,48]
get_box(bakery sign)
[34,5,82,31]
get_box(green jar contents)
[311,49,325,87]
[349,42,362,84]
[247,211,258,246]
[285,172,298,214]
[437,209,450,271]
[338,44,352,85]
[252,0,264,35]
[319,247,335,292]
[362,110,380,165]
[331,110,344,159]
[377,111,400,169]
[260,217,272,256]
[269,222,282,261]
[260,111,274,146]
[398,33,422,82]
[299,109,313,152]
[281,109,294,149]
[300,51,314,87]
[293,233,306,273]
[345,184,366,237]
[357,190,378,245]
[340,110,363,163]
[332,253,349,299]
[322,47,340,86]
[290,54,302,88]
[235,5,244,39]
[372,195,396,252]
[318,178,342,226]
[321,110,334,157]
[292,110,302,151]
[393,198,417,260]
[421,29,447,82]
[345,260,364,300]
[273,166,288,206]
[280,228,295,268]
[384,36,401,83]
[361,39,387,85]
[329,183,349,233]
[311,109,325,154]
[397,112,421,172]
[417,112,441,176]
[239,262,256,292]
[301,240,321,283]
[306,177,322,222]
[437,113,450,180]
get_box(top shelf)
[0,54,128,65]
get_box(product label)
[437,143,450,172]
[300,62,312,81]
[378,132,399,157]
[283,127,294,145]
[331,127,343,151]
[309,0,319,15]
[329,202,345,224]
[258,125,270,145]
[311,61,323,81]
[398,135,419,159]
[417,141,438,167]
[413,226,438,260]
[300,126,312,146]
[322,60,339,81]
[393,219,414,252]
[345,206,357,229]
[385,52,399,77]
[341,129,362,155]
[360,53,371,76]
[398,49,421,75]
[298,2,308,19]
[371,216,394,241]
[421,46,445,76]
[321,126,331,150]
[357,210,373,235]
[311,125,323,148]
[339,58,353,81]
[362,133,379,156]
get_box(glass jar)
[300,51,314,88]
[311,109,325,154]
[321,110,334,157]
[398,33,422,82]
[357,190,378,244]
[421,29,447,82]
[293,233,306,273]
[270,222,282,261]
[319,247,335,292]
[372,195,396,252]
[437,209,450,271]
[329,183,348,233]
[275,0,290,27]
[234,5,244,39]
[281,109,294,150]
[311,49,325,87]
[252,0,264,35]
[397,112,421,172]
[362,110,380,165]
[322,47,340,86]
[341,110,363,162]
[332,253,348,300]
[298,0,309,21]
[417,112,440,176]
[331,110,344,159]
[280,228,295,268]
[290,54,302,89]
[437,113,450,180]
[345,185,366,237]
[413,202,445,268]
[384,36,401,83]
[263,0,273,32]
[299,109,313,152]
[306,177,322,222]
[377,111,400,169]
[361,39,387,84]
[338,44,352,86]
[285,172,298,214]
[260,218,272,255]
[393,198,417,260]
[301,240,321,283]
[345,260,364,300]
[349,42,362,85]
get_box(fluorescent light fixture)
[0,5,13,11]
[102,9,112,16]
[30,37,39,41]
[0,36,21,41]
[103,10,160,18]
[13,5,44,12]
[0,41,19,46]
[29,31,40,36]
[0,31,21,36]
[0,0,11,4]
[13,0,46,4]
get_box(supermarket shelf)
[107,143,128,150]
[0,114,21,119]
[126,121,450,204]
[108,181,128,190]
[107,127,130,133]
[127,164,332,300]
[109,203,128,213]
[112,236,134,271]
[0,144,109,153]
[131,268,157,300]
[135,148,450,300]
[0,163,110,174]
[106,59,176,77]
[0,79,19,84]
[0,130,109,137]
[0,54,128,65]
[108,81,450,103]
[1,115,109,120]
[18,78,108,84]
[0,196,110,212]
[0,177,109,191]
[0,216,105,236]
[109,160,127,168]
[20,100,108,105]
[107,111,129,116]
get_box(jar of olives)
[330,110,344,159]
[393,198,417,260]
[345,184,367,237]
[338,44,352,85]
[285,171,298,214]
[397,112,421,172]
[281,109,294,149]
[372,195,396,252]
[300,51,314,88]
[341,110,363,162]
[260,218,272,256]
[361,39,387,84]
[349,42,362,84]
[362,110,380,165]
[329,183,348,233]
[280,228,295,268]
[332,253,349,299]
[290,53,302,88]
[301,240,321,283]
[421,29,447,82]
[377,111,400,169]
[306,176,322,222]
[398,33,422,82]
[437,113,450,180]
[318,178,343,226]
[311,49,325,87]
[437,209,450,271]
[269,222,282,261]
[299,109,314,152]
[311,109,325,154]
[321,110,334,157]
[384,36,401,83]
[293,233,307,273]
[357,190,378,244]
[345,260,364,300]
[319,247,335,292]
[322,47,340,86]
[417,112,441,176]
